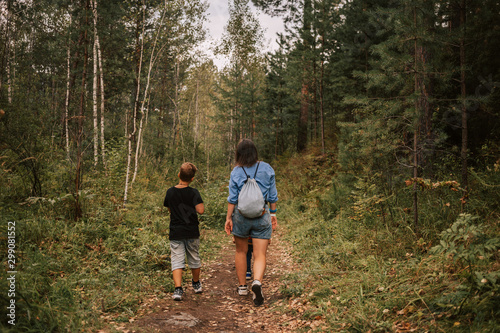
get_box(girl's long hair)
[235,139,258,167]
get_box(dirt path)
[118,229,296,333]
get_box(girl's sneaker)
[237,285,248,296]
[172,287,183,301]
[246,271,252,280]
[251,280,264,306]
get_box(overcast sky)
[202,0,286,69]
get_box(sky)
[202,0,286,69]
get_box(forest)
[1,0,499,331]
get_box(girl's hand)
[225,218,233,235]
[271,215,278,230]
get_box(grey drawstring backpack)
[238,162,265,218]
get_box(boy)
[163,162,205,301]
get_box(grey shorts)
[232,206,272,240]
[170,238,201,271]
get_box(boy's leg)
[173,269,183,288]
[170,240,186,300]
[185,239,203,293]
[191,267,200,282]
[170,240,186,286]
[246,245,253,273]
[185,239,201,280]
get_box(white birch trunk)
[94,2,106,166]
[131,7,167,184]
[175,60,185,155]
[0,1,5,93]
[92,4,99,167]
[193,77,199,160]
[206,118,210,183]
[139,97,151,157]
[124,5,145,206]
[123,132,134,205]
[6,56,11,104]
[5,3,12,104]
[65,41,71,160]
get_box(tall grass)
[0,157,228,332]
[275,151,500,332]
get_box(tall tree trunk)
[229,107,234,166]
[206,118,210,182]
[0,0,8,94]
[97,32,105,166]
[92,0,98,167]
[459,0,468,207]
[312,40,318,143]
[140,96,151,157]
[320,56,325,155]
[297,0,312,152]
[297,83,309,151]
[174,60,185,158]
[412,6,419,230]
[132,6,166,185]
[91,0,106,167]
[75,0,90,220]
[6,11,12,105]
[193,76,199,160]
[4,0,12,104]
[65,21,72,160]
[124,2,145,206]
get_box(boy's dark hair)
[179,162,197,181]
[235,139,258,167]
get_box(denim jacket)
[227,161,278,205]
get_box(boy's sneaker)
[237,285,248,296]
[251,280,264,306]
[192,280,202,294]
[172,287,183,301]
[246,272,252,280]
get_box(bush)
[430,214,500,322]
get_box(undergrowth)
[0,160,228,332]
[1,146,498,332]
[275,150,500,332]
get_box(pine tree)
[215,0,265,161]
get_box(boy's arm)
[195,203,204,214]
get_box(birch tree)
[216,0,264,152]
[89,0,106,167]
[131,5,168,185]
[74,0,91,220]
[123,0,145,206]
[92,0,99,166]
[97,28,105,166]
[65,16,72,160]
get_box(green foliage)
[431,214,499,267]
[0,153,228,331]
[430,214,500,313]
[197,179,228,230]
[1,0,499,331]
[276,150,499,332]
[423,214,500,329]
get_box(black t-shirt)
[163,186,203,240]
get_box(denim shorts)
[170,238,201,271]
[232,206,272,240]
